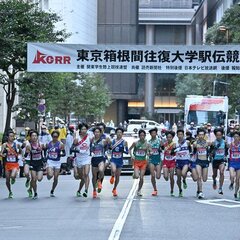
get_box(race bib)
[136,149,146,157]
[198,148,207,156]
[165,155,174,161]
[93,150,103,157]
[7,155,16,162]
[32,153,41,161]
[49,152,58,159]
[152,148,159,156]
[216,149,224,156]
[232,153,240,159]
[176,151,189,160]
[112,152,122,159]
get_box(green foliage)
[0,0,69,75]
[175,74,216,107]
[176,4,240,115]
[205,4,240,44]
[16,73,111,122]
[0,0,69,140]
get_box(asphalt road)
[0,172,239,240]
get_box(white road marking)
[196,198,240,208]
[108,179,138,240]
[0,225,23,230]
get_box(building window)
[216,4,224,23]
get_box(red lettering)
[55,56,62,64]
[33,50,47,64]
[46,56,54,64]
[64,56,71,64]
[32,50,71,64]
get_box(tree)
[74,74,111,121]
[16,73,111,124]
[176,4,240,114]
[15,73,74,124]
[175,74,216,107]
[0,0,69,140]
[205,4,240,44]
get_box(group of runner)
[0,123,240,201]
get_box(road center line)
[108,179,138,240]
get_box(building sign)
[27,43,240,74]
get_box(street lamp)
[218,25,230,43]
[213,80,230,96]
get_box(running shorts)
[176,160,189,170]
[196,160,209,168]
[74,157,91,168]
[133,160,147,170]
[47,160,61,170]
[162,160,175,169]
[111,158,123,169]
[189,161,196,169]
[30,160,44,172]
[149,159,162,166]
[91,157,105,168]
[5,162,19,172]
[212,159,225,169]
[229,162,240,171]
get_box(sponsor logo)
[33,50,71,64]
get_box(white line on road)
[108,179,138,240]
[196,198,240,208]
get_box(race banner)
[27,43,240,74]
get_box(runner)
[175,129,191,197]
[193,128,210,199]
[210,128,227,195]
[71,123,91,198]
[46,130,65,197]
[90,127,109,198]
[22,129,33,197]
[25,130,45,199]
[162,131,176,197]
[129,129,152,197]
[228,131,240,201]
[109,127,128,197]
[14,131,26,178]
[1,131,21,198]
[97,122,110,179]
[148,128,162,196]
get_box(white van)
[127,119,163,132]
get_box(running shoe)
[93,190,97,199]
[25,179,30,188]
[50,190,55,197]
[33,193,38,200]
[27,189,33,198]
[212,179,217,190]
[229,183,234,191]
[234,194,239,201]
[198,192,204,199]
[83,190,88,198]
[112,189,118,197]
[76,191,82,197]
[110,176,115,185]
[11,178,15,185]
[8,192,13,199]
[97,180,102,193]
[218,188,223,195]
[152,190,158,196]
[183,180,187,190]
[137,191,143,197]
[179,190,183,198]
[170,192,175,197]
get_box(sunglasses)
[52,135,58,138]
